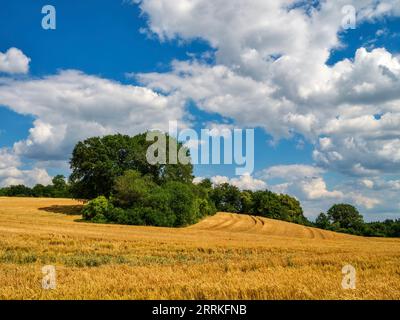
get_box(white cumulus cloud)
[0,70,187,161]
[136,1,400,177]
[0,149,52,187]
[210,173,267,191]
[0,48,30,74]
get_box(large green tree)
[69,133,193,199]
[326,204,364,232]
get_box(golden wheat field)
[0,197,399,300]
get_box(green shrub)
[164,181,198,226]
[116,207,147,225]
[82,196,113,221]
[140,186,176,226]
[105,207,125,223]
[144,207,176,227]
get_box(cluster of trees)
[316,204,400,237]
[363,220,400,237]
[81,169,215,227]
[0,175,71,198]
[72,133,215,227]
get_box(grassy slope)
[0,197,399,299]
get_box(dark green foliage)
[143,206,176,227]
[361,219,400,237]
[250,190,284,219]
[315,212,330,229]
[73,133,214,228]
[82,170,214,227]
[210,183,242,213]
[195,198,216,218]
[313,204,400,237]
[245,190,309,224]
[112,170,155,208]
[69,133,193,199]
[326,204,364,234]
[197,178,212,190]
[51,175,71,198]
[1,185,33,197]
[278,194,305,223]
[191,179,217,217]
[314,204,364,235]
[112,207,148,226]
[32,184,53,198]
[144,186,176,226]
[163,181,198,226]
[240,191,254,214]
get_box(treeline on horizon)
[1,132,399,238]
[0,175,71,198]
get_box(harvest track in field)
[191,212,353,240]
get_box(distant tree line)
[0,175,71,198]
[315,204,400,237]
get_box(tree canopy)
[69,133,193,199]
[316,204,366,235]
[327,204,364,232]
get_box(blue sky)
[1,0,400,221]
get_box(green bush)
[145,187,176,226]
[164,181,198,226]
[104,207,124,223]
[82,196,113,221]
[144,207,176,227]
[116,207,147,225]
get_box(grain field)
[0,197,399,300]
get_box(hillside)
[191,212,354,240]
[0,197,399,300]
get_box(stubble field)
[0,197,399,300]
